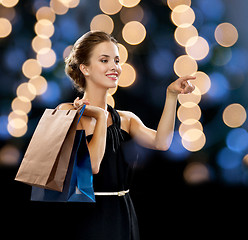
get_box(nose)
[110,60,118,71]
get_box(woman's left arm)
[129,75,196,151]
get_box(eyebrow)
[99,54,119,58]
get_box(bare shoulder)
[117,110,136,120]
[117,109,145,135]
[117,110,143,132]
[117,110,141,121]
[57,102,74,110]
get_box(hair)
[64,30,119,93]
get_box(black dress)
[73,104,140,240]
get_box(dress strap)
[107,104,121,128]
[107,104,124,152]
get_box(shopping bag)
[30,127,96,202]
[15,103,82,192]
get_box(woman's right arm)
[84,106,107,174]
[59,102,108,174]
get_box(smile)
[106,74,118,80]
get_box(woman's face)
[81,41,122,90]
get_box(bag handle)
[52,103,86,126]
[55,102,75,110]
[77,104,86,125]
[54,102,86,117]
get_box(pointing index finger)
[180,75,196,81]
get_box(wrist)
[95,109,108,122]
[166,88,179,98]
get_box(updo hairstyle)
[64,30,118,92]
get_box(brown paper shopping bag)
[15,104,80,192]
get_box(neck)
[83,85,108,111]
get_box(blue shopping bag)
[31,105,96,202]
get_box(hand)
[74,97,107,120]
[167,75,196,95]
[73,97,90,108]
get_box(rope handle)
[54,102,86,126]
[77,104,86,125]
[55,102,75,111]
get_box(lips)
[106,73,119,81]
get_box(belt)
[94,189,130,197]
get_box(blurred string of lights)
[166,0,248,185]
[5,0,80,139]
[0,0,17,38]
[167,0,209,154]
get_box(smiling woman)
[55,30,195,240]
[65,31,119,92]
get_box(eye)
[115,59,120,64]
[100,59,108,63]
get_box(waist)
[94,189,130,197]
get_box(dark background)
[1,0,248,239]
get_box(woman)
[60,30,195,240]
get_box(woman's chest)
[77,114,130,136]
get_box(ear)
[79,64,89,76]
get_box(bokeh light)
[207,72,229,102]
[179,120,203,138]
[217,147,242,169]
[99,0,122,15]
[122,21,146,45]
[178,86,201,105]
[120,5,144,24]
[16,82,36,101]
[22,59,42,78]
[167,0,191,10]
[37,48,57,68]
[149,49,175,77]
[174,55,198,77]
[182,130,206,152]
[32,36,52,54]
[34,19,55,39]
[223,103,247,128]
[215,22,238,47]
[177,104,201,123]
[183,162,209,184]
[118,63,136,87]
[192,71,211,95]
[90,14,114,34]
[36,6,56,23]
[171,5,195,28]
[118,43,128,65]
[174,25,198,47]
[11,97,32,114]
[28,76,48,95]
[108,85,118,95]
[185,36,209,60]
[50,0,69,15]
[1,0,19,8]
[211,45,232,66]
[0,18,12,38]
[226,128,248,153]
[167,131,191,160]
[0,144,20,166]
[107,94,115,108]
[8,111,28,125]
[7,123,28,138]
[119,0,141,8]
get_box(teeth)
[107,75,118,78]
